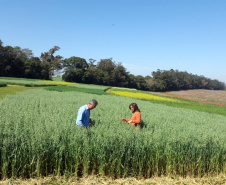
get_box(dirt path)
[150,89,226,106]
[1,175,226,185]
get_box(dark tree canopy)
[0,41,63,80]
[40,46,63,79]
[62,56,89,83]
[63,56,88,70]
[149,69,225,91]
[96,58,116,74]
[0,45,25,77]
[0,40,225,91]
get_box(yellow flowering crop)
[109,90,180,102]
[38,80,78,86]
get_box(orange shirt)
[124,111,141,124]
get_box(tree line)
[0,40,62,80]
[0,40,225,91]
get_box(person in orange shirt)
[121,103,141,128]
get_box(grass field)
[45,85,109,95]
[0,77,226,182]
[0,77,80,87]
[52,76,63,81]
[0,77,56,87]
[1,89,226,179]
[0,85,44,100]
[108,87,226,116]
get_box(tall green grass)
[0,89,226,179]
[75,83,111,90]
[45,86,109,95]
[0,86,44,100]
[0,79,56,87]
[52,76,63,81]
[0,77,41,81]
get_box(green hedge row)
[0,82,7,87]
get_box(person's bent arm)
[121,118,130,122]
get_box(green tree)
[62,56,88,82]
[40,46,63,80]
[0,45,25,77]
[88,58,96,67]
[128,74,138,89]
[134,75,147,90]
[24,57,43,79]
[22,48,33,59]
[63,56,88,70]
[96,58,116,74]
[83,66,100,84]
[150,69,225,91]
[111,63,129,87]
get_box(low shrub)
[0,82,7,87]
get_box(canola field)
[108,88,181,102]
[0,87,226,179]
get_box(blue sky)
[1,0,226,83]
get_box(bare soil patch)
[1,175,226,185]
[151,89,226,106]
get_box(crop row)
[38,80,78,86]
[0,79,56,87]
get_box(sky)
[1,0,226,83]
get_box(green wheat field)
[0,77,226,180]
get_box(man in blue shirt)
[76,99,98,127]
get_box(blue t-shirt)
[76,105,90,127]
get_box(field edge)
[1,174,226,185]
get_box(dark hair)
[89,99,98,106]
[129,103,140,113]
